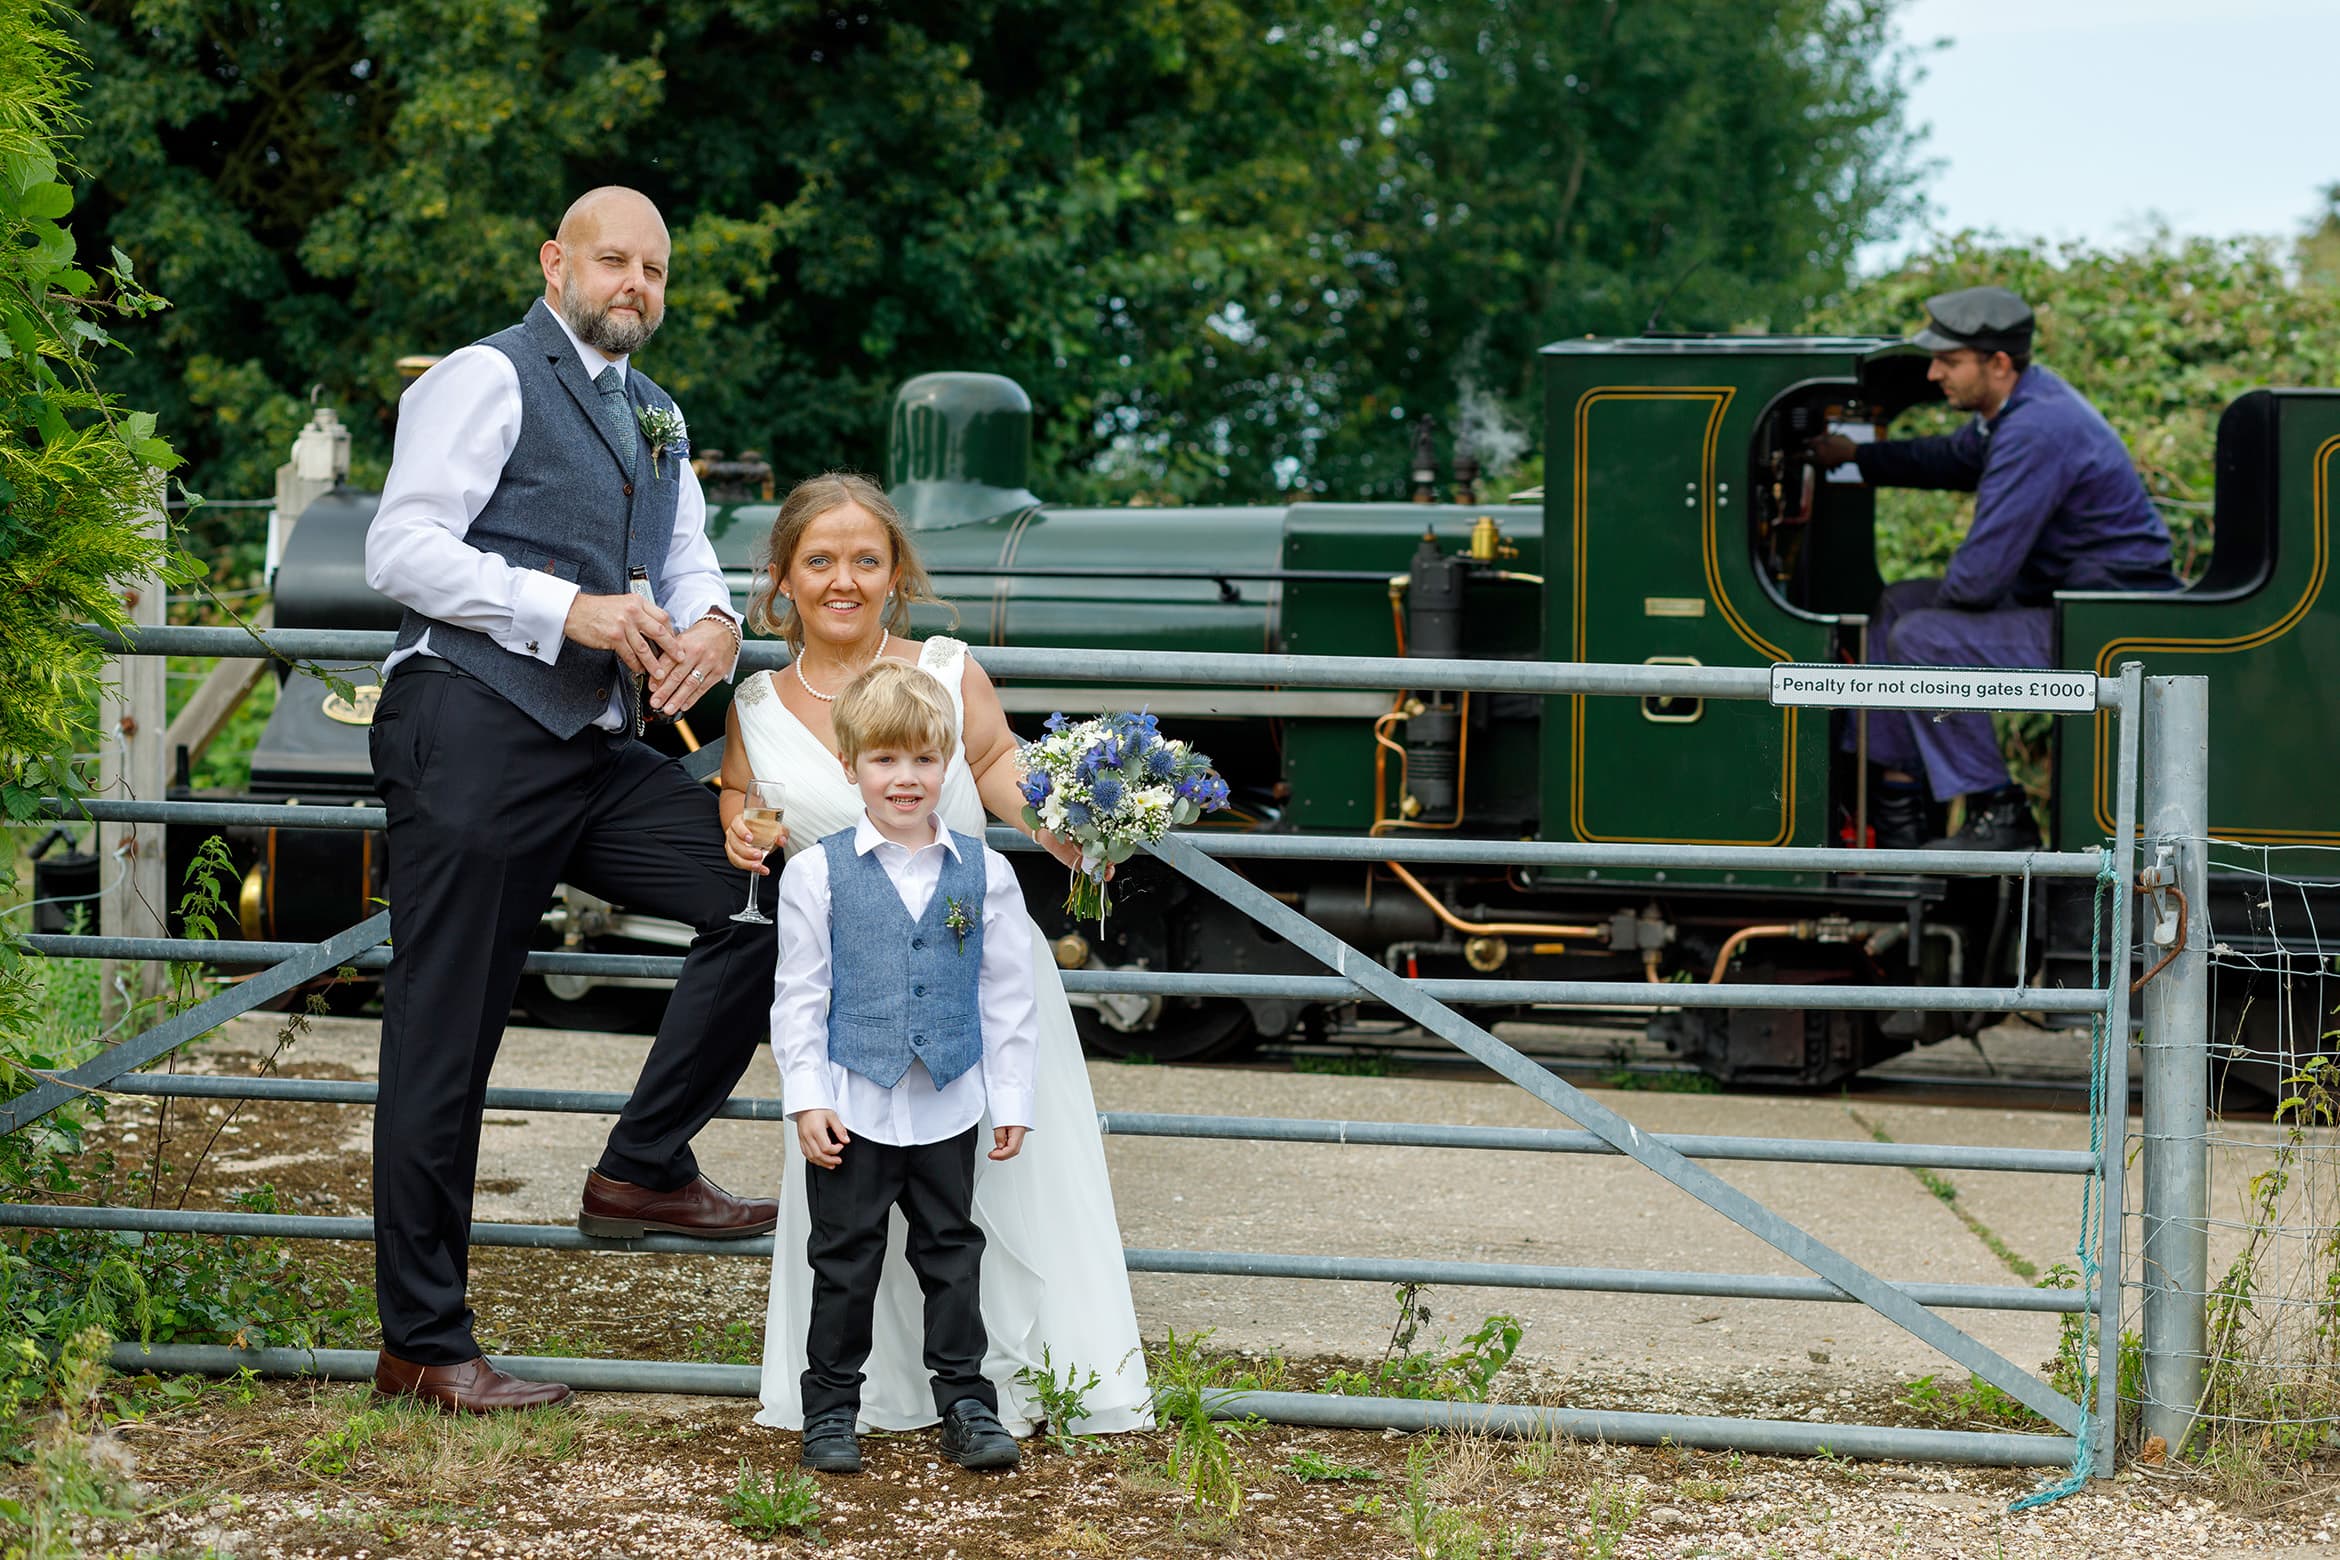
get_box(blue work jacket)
[1855,366,2178,608]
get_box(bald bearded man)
[364,188,779,1411]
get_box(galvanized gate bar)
[0,1204,2077,1312]
[89,625,2131,709]
[17,937,2105,1015]
[85,1075,2096,1173]
[40,796,2109,881]
[99,1341,2077,1466]
[1146,833,2090,1435]
[0,911,392,1136]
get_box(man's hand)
[1807,433,1860,469]
[989,1125,1027,1162]
[647,615,738,717]
[564,591,680,676]
[796,1109,849,1169]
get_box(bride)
[719,472,1152,1436]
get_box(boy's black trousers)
[801,1123,997,1422]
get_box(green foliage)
[1325,1284,1524,1402]
[1807,231,2340,586]
[682,1317,760,1366]
[0,0,191,829]
[1284,1447,1379,1482]
[1148,1326,1263,1516]
[726,1459,825,1544]
[1011,1343,1105,1456]
[69,0,1919,522]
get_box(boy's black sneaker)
[800,1411,862,1474]
[1926,788,2040,853]
[939,1398,1020,1471]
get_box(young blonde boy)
[768,661,1037,1475]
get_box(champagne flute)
[731,780,786,925]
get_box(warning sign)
[1769,664,2098,714]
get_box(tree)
[0,0,184,830]
[68,0,1922,548]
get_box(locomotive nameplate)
[320,685,381,726]
[1768,664,2096,714]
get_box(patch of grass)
[684,1318,761,1366]
[1014,1344,1105,1455]
[289,1389,582,1486]
[1574,1478,1644,1559]
[1897,1372,2038,1429]
[1676,1477,1736,1502]
[1284,1448,1380,1482]
[1844,1106,2037,1281]
[1601,1068,1721,1094]
[1292,1050,1393,1077]
[1394,1437,1547,1559]
[725,1459,824,1543]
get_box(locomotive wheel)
[1074,996,1258,1064]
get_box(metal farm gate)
[7,627,2216,1480]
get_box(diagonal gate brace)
[0,911,394,1137]
[1146,835,2084,1435]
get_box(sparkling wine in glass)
[731,780,786,925]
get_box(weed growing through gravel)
[685,1318,762,1365]
[1150,1327,1263,1515]
[1013,1343,1105,1455]
[1324,1283,1524,1402]
[1285,1448,1380,1482]
[726,1460,824,1544]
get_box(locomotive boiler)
[191,337,2340,1087]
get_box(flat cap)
[1911,285,2035,356]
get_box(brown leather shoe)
[577,1170,779,1239]
[373,1351,572,1413]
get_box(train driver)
[1807,285,2179,851]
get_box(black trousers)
[801,1123,995,1423]
[369,660,777,1363]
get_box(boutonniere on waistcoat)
[944,897,973,954]
[636,404,689,478]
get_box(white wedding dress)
[738,636,1153,1436]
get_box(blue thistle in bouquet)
[1017,710,1231,928]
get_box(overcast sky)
[1872,0,2338,264]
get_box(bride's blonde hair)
[747,472,952,651]
[830,662,956,765]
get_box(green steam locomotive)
[223,333,2340,1087]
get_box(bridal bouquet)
[1018,710,1231,928]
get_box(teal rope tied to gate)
[2008,844,2120,1512]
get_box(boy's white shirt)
[770,811,1040,1141]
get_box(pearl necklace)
[793,633,890,703]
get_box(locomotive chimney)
[1410,414,1439,503]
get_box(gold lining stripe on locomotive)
[2085,433,2337,841]
[1568,386,1800,847]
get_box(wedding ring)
[687,669,705,681]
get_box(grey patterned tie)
[592,364,638,478]
[593,365,646,732]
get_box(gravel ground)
[33,1012,2337,1554]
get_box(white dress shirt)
[364,304,740,731]
[771,813,1040,1143]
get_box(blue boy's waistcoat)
[822,826,987,1088]
[389,299,685,738]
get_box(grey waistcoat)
[390,298,684,738]
[821,827,988,1090]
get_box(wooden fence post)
[99,484,170,1025]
